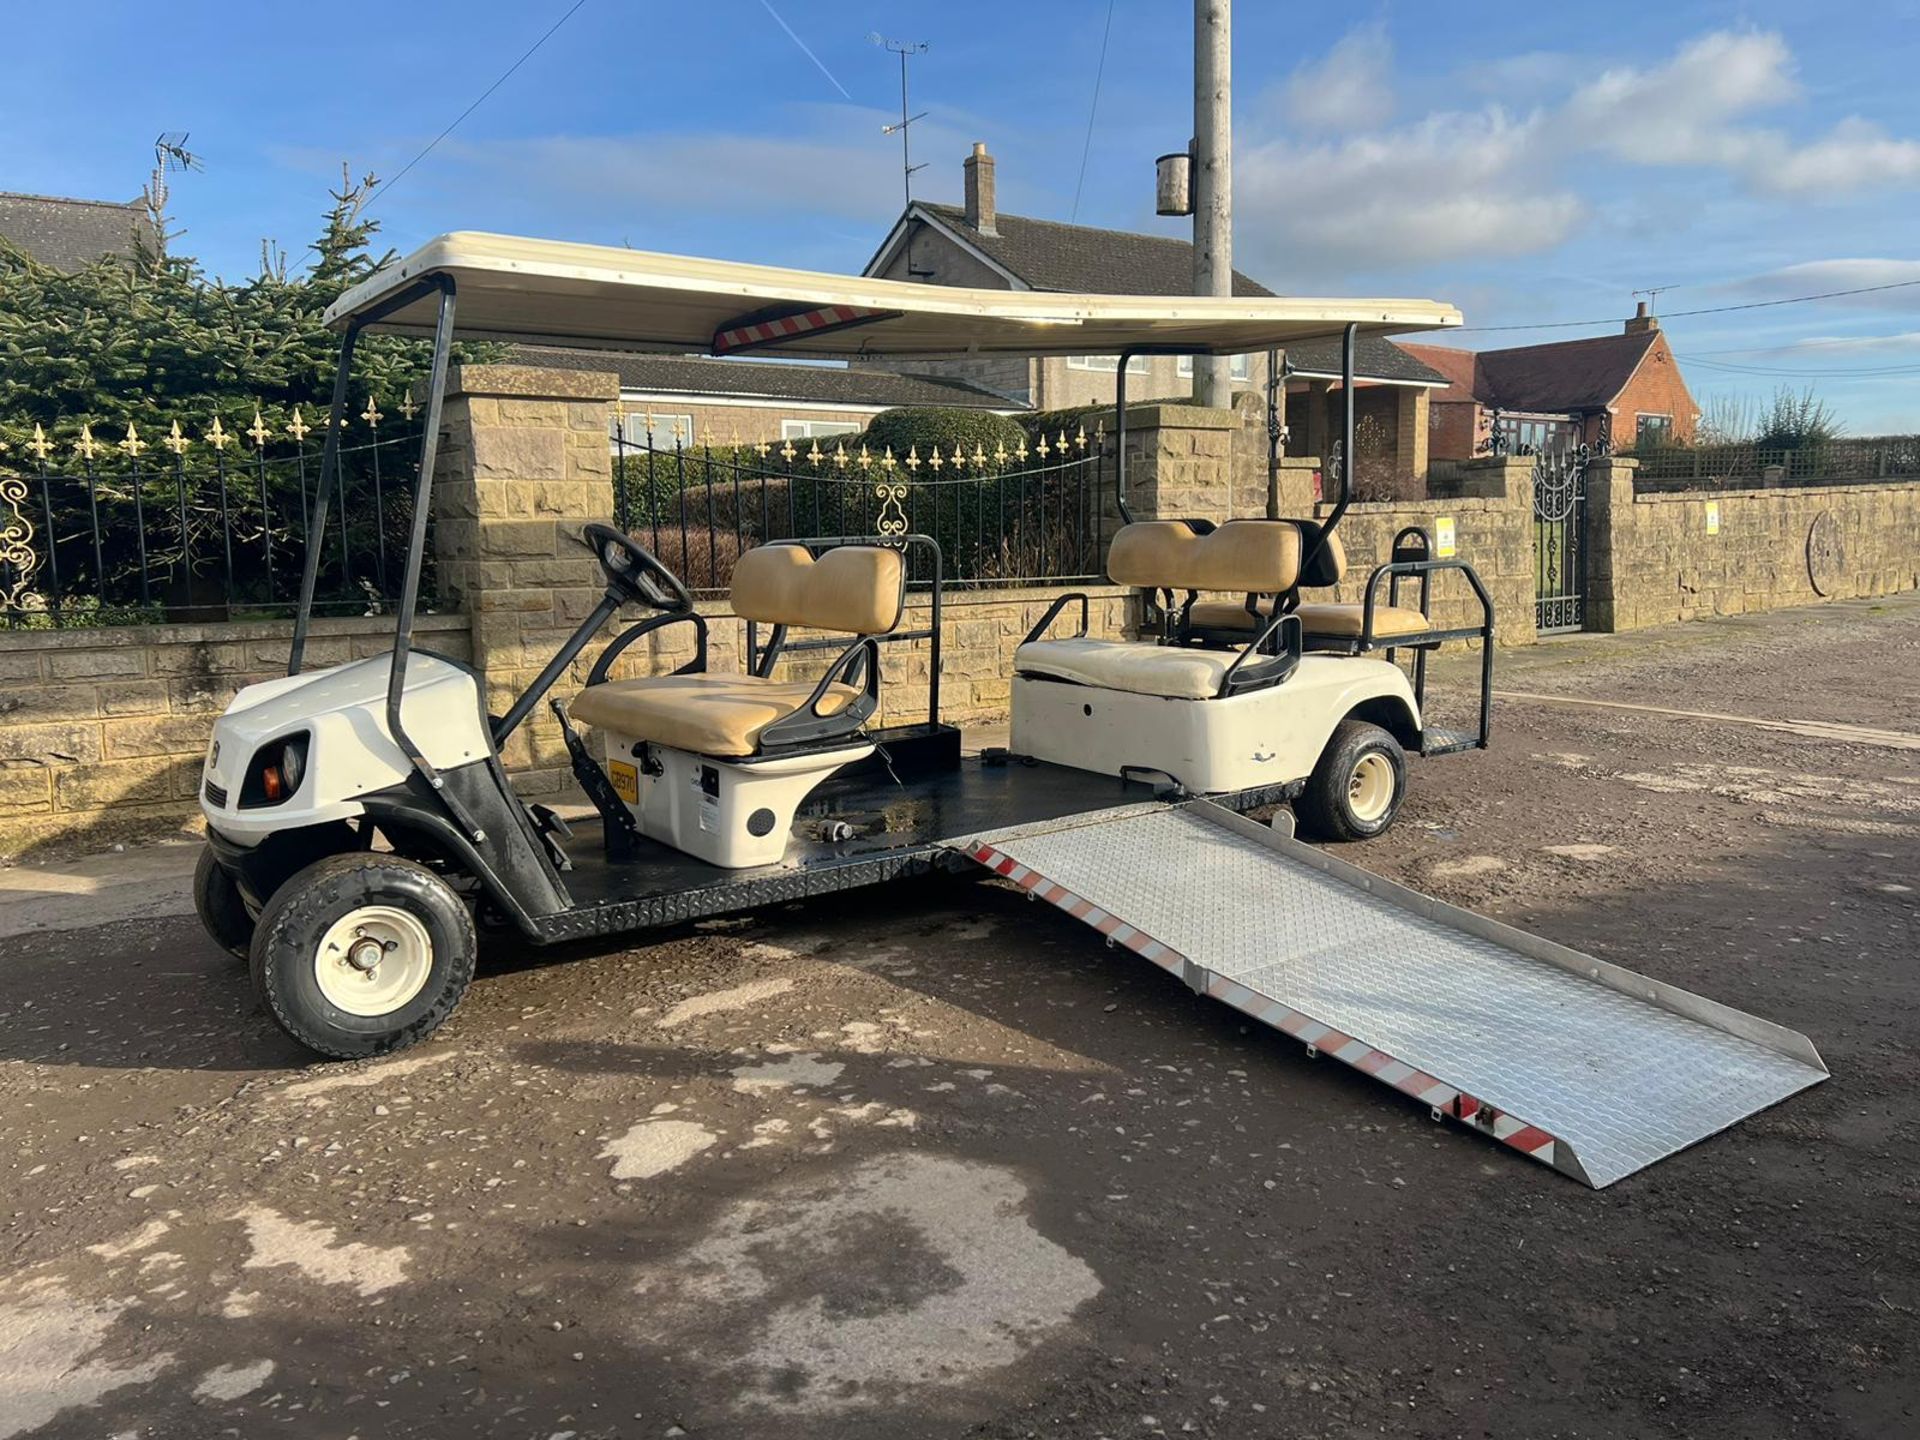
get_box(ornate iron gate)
[1532,445,1591,633]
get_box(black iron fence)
[1,404,429,628]
[611,425,1109,595]
[1630,436,1920,490]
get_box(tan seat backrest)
[1107,519,1302,593]
[730,543,905,635]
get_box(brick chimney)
[1625,300,1660,335]
[963,142,997,236]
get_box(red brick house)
[1402,304,1700,459]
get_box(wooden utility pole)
[1192,0,1232,407]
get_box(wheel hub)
[315,906,434,1017]
[1347,752,1395,824]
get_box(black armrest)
[1022,592,1090,645]
[585,612,708,687]
[1219,612,1302,696]
[757,636,881,751]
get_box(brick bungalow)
[1403,304,1701,459]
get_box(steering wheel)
[581,523,693,613]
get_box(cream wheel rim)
[314,905,434,1017]
[1348,752,1396,824]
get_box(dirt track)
[1,594,1916,1439]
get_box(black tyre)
[1297,720,1407,842]
[194,846,255,963]
[249,853,476,1060]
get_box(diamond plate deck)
[961,804,1827,1188]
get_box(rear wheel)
[194,846,254,963]
[1298,720,1407,842]
[250,853,475,1060]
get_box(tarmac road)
[0,593,1915,1440]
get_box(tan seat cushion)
[731,544,904,635]
[1295,602,1432,639]
[1108,520,1302,594]
[570,674,861,758]
[1188,597,1432,641]
[1014,637,1234,701]
[1188,597,1276,630]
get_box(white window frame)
[1176,353,1252,380]
[780,418,863,440]
[1066,354,1149,374]
[613,411,695,451]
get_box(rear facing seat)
[1014,519,1302,700]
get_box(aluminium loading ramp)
[956,803,1827,1188]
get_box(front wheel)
[194,846,255,963]
[250,853,476,1060]
[1297,720,1407,842]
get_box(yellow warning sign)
[1705,501,1721,535]
[608,760,639,804]
[1435,516,1457,558]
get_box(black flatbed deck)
[535,741,1280,941]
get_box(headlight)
[241,733,310,808]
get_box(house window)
[1495,415,1576,456]
[1176,354,1252,380]
[1066,354,1149,373]
[612,411,694,451]
[780,419,863,440]
[1636,413,1674,447]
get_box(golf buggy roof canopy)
[324,232,1462,358]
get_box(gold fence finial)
[248,409,270,448]
[207,416,232,450]
[162,420,190,456]
[904,445,920,472]
[399,391,417,422]
[75,424,98,461]
[27,424,52,462]
[362,397,383,429]
[118,422,146,459]
[926,446,942,472]
[286,407,309,443]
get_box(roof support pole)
[1114,349,1135,525]
[1191,0,1232,407]
[384,279,486,843]
[287,320,361,676]
[1299,323,1357,582]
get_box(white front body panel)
[1010,655,1419,794]
[598,731,873,869]
[200,654,492,846]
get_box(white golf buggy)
[193,234,1825,1188]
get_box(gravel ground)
[1,594,1916,1440]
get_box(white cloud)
[1281,23,1394,133]
[1235,29,1920,279]
[1238,108,1583,274]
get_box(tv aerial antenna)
[145,131,203,245]
[872,33,933,277]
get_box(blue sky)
[8,1,1920,431]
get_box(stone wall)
[1589,458,1920,630]
[0,614,472,856]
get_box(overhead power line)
[1070,0,1118,224]
[367,0,593,207]
[1677,354,1920,379]
[1452,275,1920,335]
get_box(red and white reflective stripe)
[712,304,890,353]
[966,840,1562,1175]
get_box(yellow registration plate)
[608,760,639,804]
